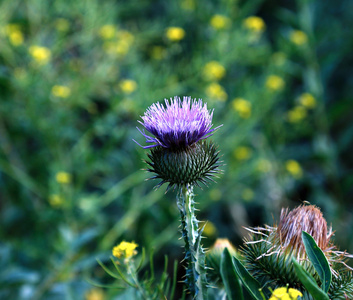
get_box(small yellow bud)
[203,61,226,81]
[210,15,231,30]
[266,75,285,91]
[285,160,302,178]
[119,79,137,94]
[51,85,71,98]
[165,27,185,41]
[55,171,72,184]
[243,16,265,33]
[290,30,308,45]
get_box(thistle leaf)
[302,231,332,293]
[232,256,263,300]
[220,248,243,300]
[292,257,329,300]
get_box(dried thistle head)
[241,204,353,298]
[276,205,333,260]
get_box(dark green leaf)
[302,231,332,293]
[232,256,263,300]
[292,258,329,300]
[220,248,243,300]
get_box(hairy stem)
[177,185,208,299]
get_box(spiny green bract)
[146,140,221,191]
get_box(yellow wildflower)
[241,188,254,201]
[299,93,316,108]
[150,46,166,60]
[119,79,137,94]
[257,159,272,173]
[203,221,217,237]
[29,46,51,65]
[55,18,70,32]
[99,24,116,40]
[288,288,303,299]
[233,146,252,161]
[55,171,72,184]
[5,24,24,46]
[290,30,308,45]
[51,85,71,98]
[285,160,303,178]
[206,82,227,101]
[232,98,251,118]
[49,194,64,207]
[210,14,231,30]
[85,288,105,300]
[243,16,265,33]
[266,75,285,91]
[166,27,185,41]
[269,287,303,300]
[287,106,307,123]
[203,61,226,81]
[112,241,138,259]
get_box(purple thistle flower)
[136,96,219,149]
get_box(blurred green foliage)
[1,0,353,299]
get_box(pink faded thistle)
[135,96,220,149]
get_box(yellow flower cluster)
[203,61,226,81]
[119,79,137,94]
[5,24,24,46]
[210,14,231,30]
[101,26,134,57]
[232,98,252,118]
[299,93,316,108]
[99,24,116,40]
[29,46,51,65]
[269,287,303,300]
[55,171,72,184]
[165,27,185,41]
[266,75,285,91]
[112,241,138,259]
[206,82,227,101]
[243,16,265,33]
[52,85,71,98]
[287,93,316,123]
[285,160,302,178]
[290,30,308,45]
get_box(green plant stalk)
[177,185,208,299]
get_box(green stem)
[177,185,208,300]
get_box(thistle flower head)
[241,204,353,296]
[137,96,218,149]
[136,96,222,190]
[277,205,332,259]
